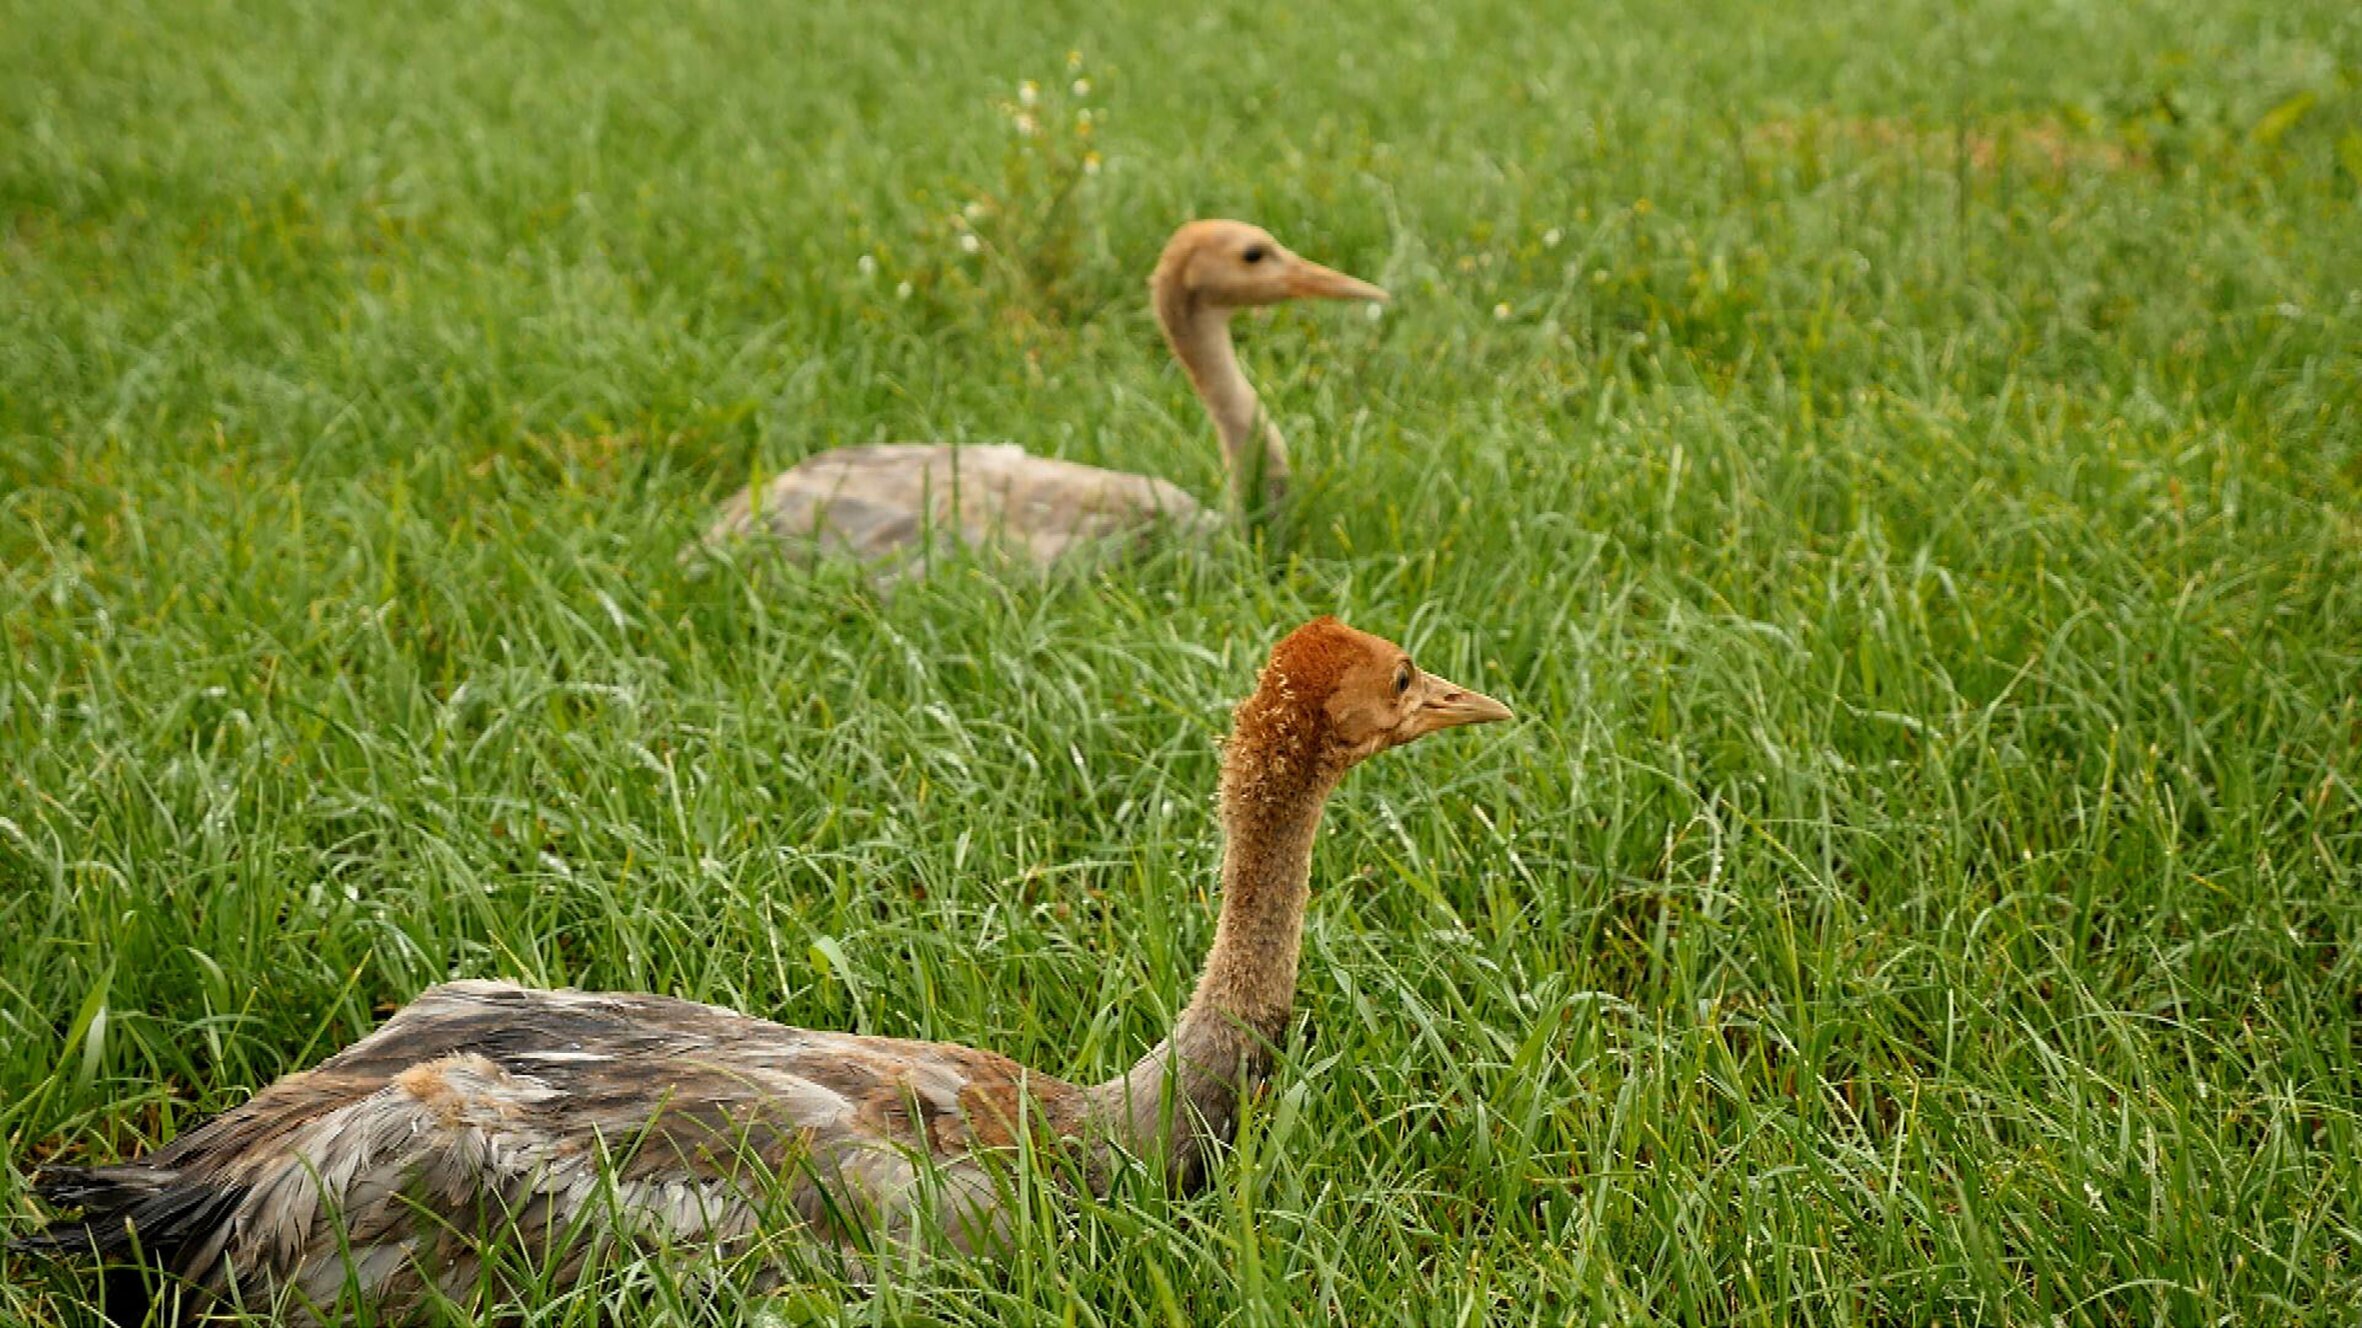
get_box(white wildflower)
[958,233,982,254]
[1071,78,1091,96]
[895,281,913,300]
[1018,80,1039,107]
[962,200,986,221]
[855,254,877,279]
[1493,302,1512,321]
[1543,227,1562,248]
[1013,112,1038,136]
[1082,151,1102,175]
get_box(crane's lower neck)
[1189,792,1328,1039]
[1089,762,1335,1187]
[1158,294,1290,515]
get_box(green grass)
[4,0,2360,1322]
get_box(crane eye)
[1241,245,1267,264]
[1394,662,1414,694]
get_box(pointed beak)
[1283,257,1390,303]
[1405,672,1514,739]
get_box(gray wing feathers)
[694,443,1214,577]
[24,981,1082,1316]
[194,1052,757,1312]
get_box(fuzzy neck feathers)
[1090,619,1358,1184]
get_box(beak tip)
[1288,262,1390,305]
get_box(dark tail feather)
[14,1165,247,1326]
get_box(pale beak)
[1405,672,1514,738]
[1283,257,1390,303]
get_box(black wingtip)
[23,1167,164,1254]
[14,1165,249,1327]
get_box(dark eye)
[1241,245,1267,264]
[1394,662,1414,694]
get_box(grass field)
[4,0,2361,1322]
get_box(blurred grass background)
[3,0,2359,1322]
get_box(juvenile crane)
[695,221,1387,577]
[19,617,1511,1323]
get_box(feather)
[15,982,1091,1324]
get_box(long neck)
[1156,284,1291,516]
[1088,758,1331,1188]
